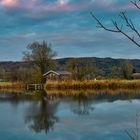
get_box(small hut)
[132,73,140,79]
[43,70,72,81]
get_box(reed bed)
[45,80,140,90]
[0,82,25,89]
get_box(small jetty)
[26,84,44,90]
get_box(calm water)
[0,91,140,140]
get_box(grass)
[45,80,140,90]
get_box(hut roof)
[132,73,140,76]
[43,70,71,76]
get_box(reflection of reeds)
[45,80,140,90]
[46,89,140,95]
[45,89,140,101]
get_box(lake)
[0,90,140,140]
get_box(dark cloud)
[0,0,139,60]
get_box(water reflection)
[1,89,140,137]
[0,90,60,134]
[25,90,59,133]
[0,91,25,107]
[46,89,140,102]
[71,94,94,115]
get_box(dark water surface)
[0,91,140,140]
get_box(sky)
[0,0,140,61]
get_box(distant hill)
[0,57,140,76]
[0,61,30,71]
[56,57,140,75]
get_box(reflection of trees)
[25,91,59,133]
[71,94,94,115]
[0,91,25,107]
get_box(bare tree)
[23,41,56,82]
[125,113,140,140]
[91,0,140,47]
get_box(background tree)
[23,41,56,82]
[71,94,94,115]
[91,0,140,48]
[67,58,96,80]
[16,67,42,83]
[0,68,6,81]
[109,66,120,79]
[120,60,133,79]
[67,59,85,80]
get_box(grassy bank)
[45,80,140,90]
[0,82,25,89]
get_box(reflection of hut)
[132,73,140,79]
[43,70,72,81]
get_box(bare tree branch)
[125,130,135,140]
[136,113,139,140]
[91,0,140,48]
[90,12,120,33]
[119,12,140,37]
[131,0,140,9]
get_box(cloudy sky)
[0,0,140,61]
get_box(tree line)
[0,41,134,83]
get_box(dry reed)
[45,80,140,90]
[0,82,25,89]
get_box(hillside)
[0,57,140,77]
[56,57,140,76]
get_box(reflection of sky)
[0,0,140,61]
[0,98,139,140]
[53,100,140,140]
